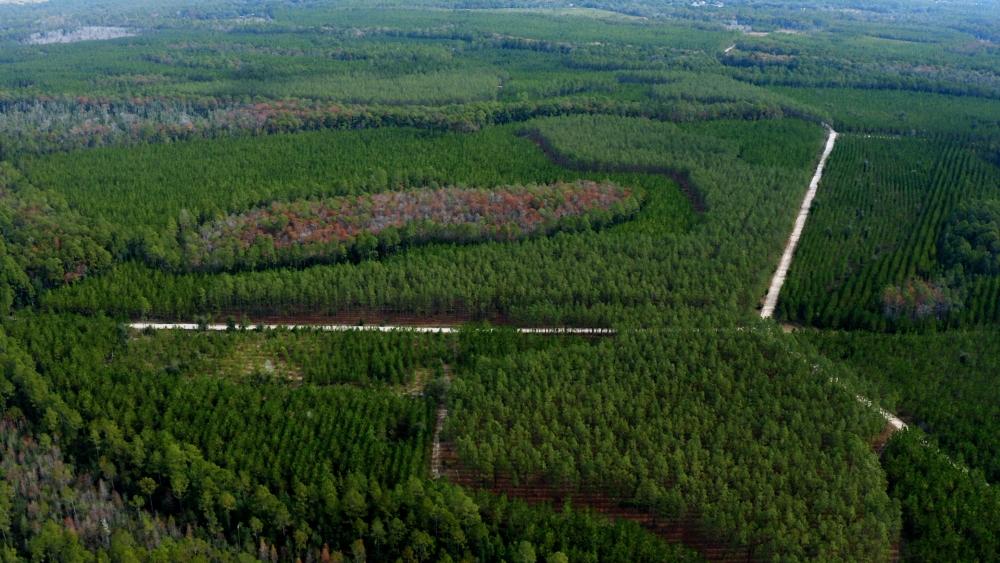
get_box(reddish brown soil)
[444,427,905,562]
[439,442,754,562]
[868,423,903,562]
[870,421,900,457]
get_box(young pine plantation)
[1,1,998,562]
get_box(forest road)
[760,126,838,319]
[854,392,908,431]
[128,322,616,335]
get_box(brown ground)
[870,422,903,561]
[209,306,510,327]
[871,421,900,457]
[439,442,754,562]
[436,418,907,562]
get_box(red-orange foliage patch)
[187,180,638,271]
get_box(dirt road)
[760,127,838,318]
[128,322,615,335]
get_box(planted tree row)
[37,117,823,326]
[773,87,1000,139]
[779,135,1000,330]
[446,328,898,561]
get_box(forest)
[779,135,1000,329]
[803,330,1000,483]
[446,328,897,561]
[32,116,823,326]
[173,180,638,273]
[1,0,998,561]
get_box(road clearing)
[760,126,838,318]
[128,322,615,335]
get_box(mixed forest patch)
[0,162,112,313]
[182,181,639,272]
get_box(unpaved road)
[128,322,615,335]
[760,127,838,318]
[853,392,908,431]
[430,366,454,479]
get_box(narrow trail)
[760,126,838,319]
[430,405,449,479]
[430,365,454,480]
[723,43,736,54]
[842,379,975,478]
[856,392,908,433]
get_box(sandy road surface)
[128,322,615,335]
[760,127,838,318]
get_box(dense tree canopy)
[2,0,999,559]
[805,330,1000,482]
[882,431,1000,562]
[780,135,1000,330]
[35,117,823,328]
[447,328,897,560]
[939,200,1000,277]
